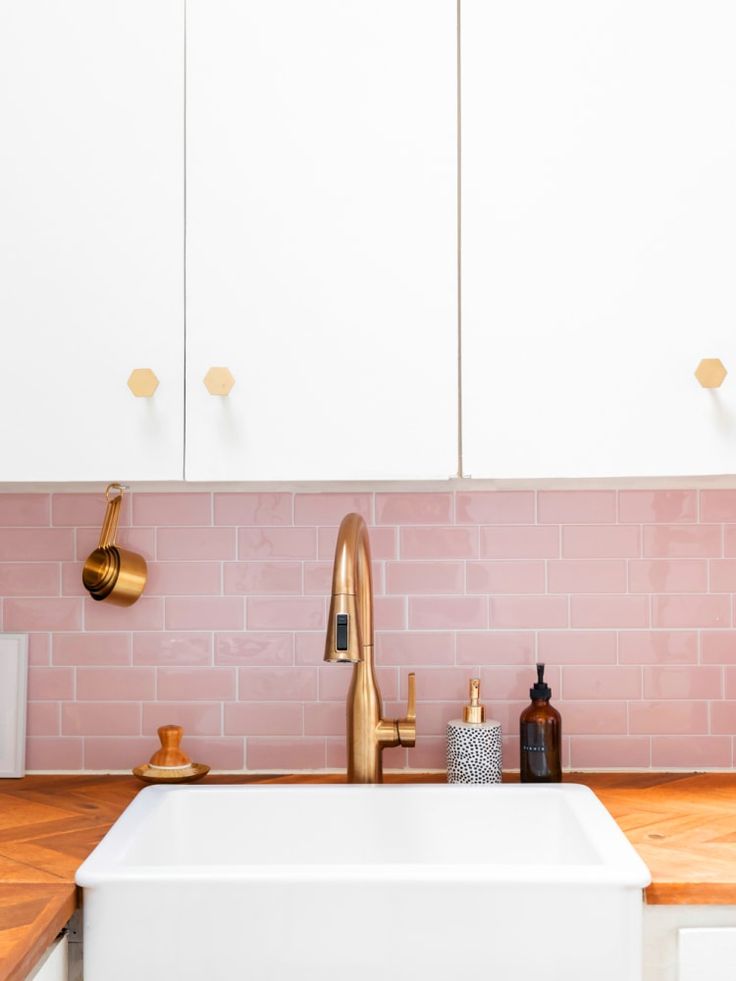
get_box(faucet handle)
[397,672,416,747]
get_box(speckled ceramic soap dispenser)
[446,678,503,783]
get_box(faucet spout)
[324,513,416,783]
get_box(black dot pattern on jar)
[446,721,503,784]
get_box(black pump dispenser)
[519,662,561,782]
[530,663,551,701]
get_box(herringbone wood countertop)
[1,771,735,980]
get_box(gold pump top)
[463,678,486,724]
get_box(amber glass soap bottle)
[519,663,561,782]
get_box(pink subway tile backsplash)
[643,524,721,558]
[62,702,141,736]
[224,561,301,595]
[26,738,83,770]
[157,527,235,561]
[165,596,244,631]
[651,736,732,768]
[0,493,49,526]
[144,701,223,736]
[490,595,568,628]
[702,632,736,664]
[376,632,455,666]
[26,702,60,737]
[146,562,221,596]
[629,700,709,735]
[376,493,451,525]
[709,560,736,592]
[619,631,698,665]
[569,737,651,768]
[643,666,722,700]
[401,526,477,559]
[303,701,345,737]
[75,527,155,561]
[246,596,324,631]
[6,598,81,631]
[0,528,73,561]
[84,597,164,631]
[701,490,736,523]
[538,491,616,524]
[480,525,558,559]
[619,490,697,524]
[629,559,707,594]
[709,702,736,735]
[4,486,736,773]
[537,631,617,665]
[561,665,642,700]
[0,563,59,596]
[239,526,316,559]
[467,561,545,594]
[215,632,293,666]
[456,631,534,666]
[214,493,292,527]
[295,493,372,525]
[387,561,464,595]
[133,493,211,526]
[83,737,157,771]
[319,665,398,702]
[157,667,236,701]
[455,491,534,525]
[28,667,74,701]
[409,596,486,629]
[225,702,302,737]
[132,632,211,666]
[52,492,130,527]
[548,560,626,594]
[374,596,406,630]
[562,525,640,559]
[480,664,560,700]
[652,594,730,628]
[76,667,155,701]
[317,524,396,560]
[239,666,318,701]
[570,595,649,628]
[27,634,51,666]
[247,737,325,770]
[558,701,628,735]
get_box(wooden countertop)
[1,771,736,980]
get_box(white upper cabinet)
[0,0,184,481]
[462,0,736,478]
[185,0,458,480]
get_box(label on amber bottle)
[520,721,554,780]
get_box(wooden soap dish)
[133,762,210,784]
[133,724,210,785]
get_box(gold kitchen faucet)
[323,513,416,783]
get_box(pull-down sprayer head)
[323,513,373,664]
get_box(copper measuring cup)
[81,484,147,606]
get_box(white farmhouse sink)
[77,783,650,980]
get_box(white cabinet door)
[679,928,736,981]
[186,0,457,480]
[0,0,184,481]
[27,935,68,981]
[462,0,736,478]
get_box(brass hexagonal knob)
[695,358,728,389]
[127,368,159,398]
[204,367,235,396]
